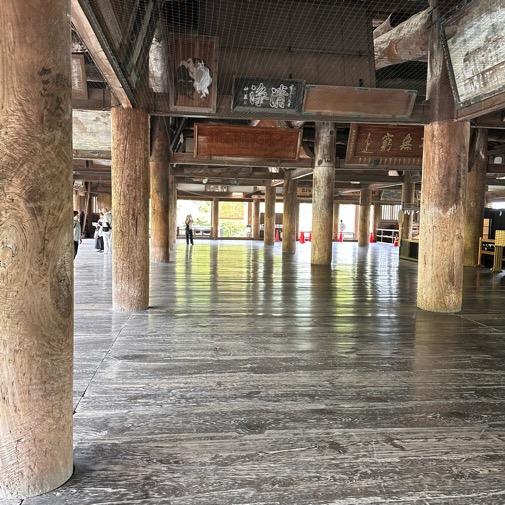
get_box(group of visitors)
[94,207,112,253]
[73,207,112,258]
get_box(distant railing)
[375,228,397,244]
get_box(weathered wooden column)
[401,173,415,240]
[332,201,340,240]
[212,198,220,239]
[372,203,382,242]
[358,188,372,246]
[295,201,300,241]
[311,122,335,264]
[0,0,73,498]
[168,170,177,249]
[112,108,150,311]
[464,129,488,267]
[253,199,261,240]
[150,116,170,262]
[282,172,298,253]
[264,186,276,245]
[418,0,469,312]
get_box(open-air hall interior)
[2,0,505,503]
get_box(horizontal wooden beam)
[171,152,312,169]
[152,95,430,125]
[73,149,111,160]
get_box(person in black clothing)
[185,214,194,245]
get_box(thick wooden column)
[418,121,469,312]
[464,129,488,267]
[295,201,300,241]
[417,0,469,313]
[253,199,261,240]
[168,170,177,249]
[112,108,150,311]
[150,116,170,262]
[401,173,415,240]
[311,122,335,264]
[373,204,382,242]
[0,0,73,498]
[332,201,340,240]
[282,172,298,253]
[264,186,276,245]
[212,198,220,239]
[358,188,372,246]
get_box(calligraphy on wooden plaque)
[345,124,424,167]
[232,77,305,113]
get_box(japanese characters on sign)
[345,124,424,167]
[232,77,305,113]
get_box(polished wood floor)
[11,239,505,504]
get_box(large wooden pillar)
[401,173,415,240]
[282,172,298,253]
[168,170,177,249]
[372,203,382,242]
[150,116,170,262]
[253,199,261,240]
[0,0,73,498]
[112,108,150,311]
[417,1,469,313]
[264,186,276,245]
[212,198,220,239]
[358,188,372,246]
[311,122,335,264]
[464,129,488,267]
[97,193,112,210]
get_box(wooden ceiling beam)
[71,0,134,107]
[171,152,312,169]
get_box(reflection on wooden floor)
[17,239,505,505]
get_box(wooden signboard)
[194,124,302,160]
[71,55,88,100]
[441,0,505,109]
[345,124,424,167]
[232,77,305,113]
[168,35,218,113]
[303,86,417,119]
[297,187,312,198]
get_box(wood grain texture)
[150,116,170,263]
[13,239,505,505]
[0,0,73,498]
[311,122,335,265]
[212,198,219,239]
[264,187,276,246]
[417,120,470,313]
[464,129,487,267]
[111,107,150,311]
[400,175,415,241]
[252,199,261,240]
[282,173,297,253]
[358,189,372,247]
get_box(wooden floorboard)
[9,239,505,504]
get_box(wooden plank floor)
[8,239,505,504]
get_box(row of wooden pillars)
[0,0,489,499]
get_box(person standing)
[73,210,82,258]
[94,213,104,253]
[338,219,346,242]
[185,214,194,245]
[101,207,112,254]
